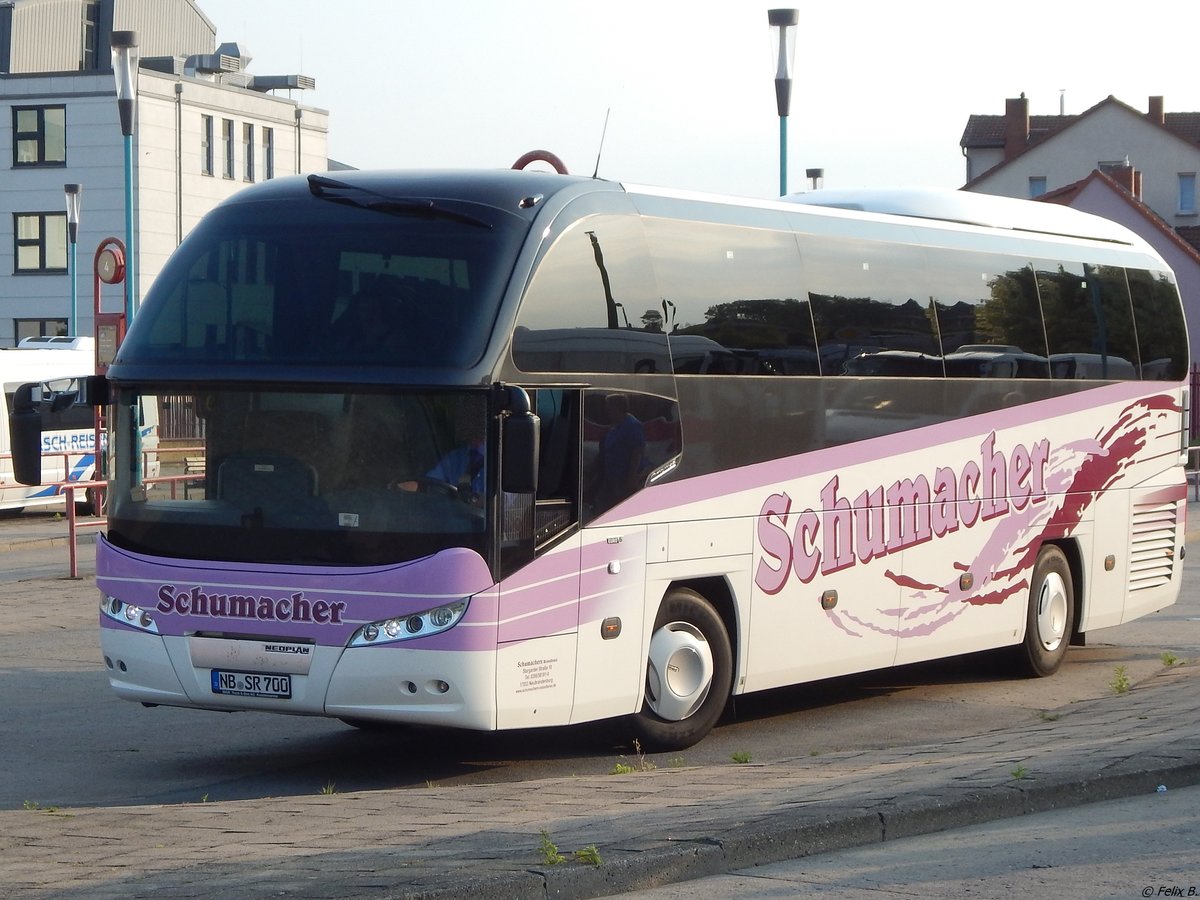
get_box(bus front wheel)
[1018,544,1075,677]
[629,588,732,751]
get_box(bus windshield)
[118,192,526,369]
[106,386,491,566]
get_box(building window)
[263,127,274,180]
[243,122,255,181]
[15,318,68,342]
[1179,173,1197,216]
[1028,176,1047,198]
[13,106,66,166]
[201,115,214,176]
[80,1,99,70]
[222,118,235,178]
[14,213,68,273]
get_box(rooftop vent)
[249,74,317,92]
[186,42,251,76]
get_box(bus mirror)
[49,389,79,413]
[8,383,44,486]
[502,411,540,494]
[79,375,110,407]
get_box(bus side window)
[1128,268,1188,381]
[582,390,680,521]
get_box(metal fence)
[159,395,206,442]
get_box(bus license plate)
[211,670,292,699]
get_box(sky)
[197,0,1200,200]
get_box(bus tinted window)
[641,218,818,376]
[123,197,524,369]
[924,250,1050,378]
[1038,261,1139,380]
[582,390,681,519]
[801,236,941,376]
[512,215,667,374]
[1127,268,1189,380]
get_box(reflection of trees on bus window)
[1127,269,1188,380]
[512,213,668,374]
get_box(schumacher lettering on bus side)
[755,432,1051,593]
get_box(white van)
[1,337,100,514]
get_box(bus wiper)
[307,174,492,229]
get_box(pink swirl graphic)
[824,395,1178,639]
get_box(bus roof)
[222,170,1143,252]
[784,187,1137,245]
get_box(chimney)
[1147,96,1165,125]
[1105,164,1143,201]
[1004,94,1030,160]
[1110,165,1136,194]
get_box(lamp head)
[63,183,82,242]
[767,9,799,117]
[111,31,139,136]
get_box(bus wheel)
[630,588,732,751]
[1018,544,1074,677]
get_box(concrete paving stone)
[3,517,1200,898]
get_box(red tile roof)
[960,98,1200,151]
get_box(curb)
[410,762,1200,900]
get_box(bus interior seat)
[216,454,318,508]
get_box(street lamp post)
[63,183,82,335]
[768,8,799,197]
[111,30,138,323]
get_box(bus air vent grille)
[1127,500,1179,592]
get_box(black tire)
[76,486,105,517]
[629,588,733,751]
[1017,545,1075,677]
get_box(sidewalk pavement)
[3,508,1200,899]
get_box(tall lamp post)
[111,30,138,323]
[63,183,82,335]
[768,8,799,197]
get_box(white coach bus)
[12,172,1188,749]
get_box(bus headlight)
[349,599,469,647]
[100,595,160,634]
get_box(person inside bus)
[393,419,486,504]
[591,393,645,510]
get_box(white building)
[960,94,1200,233]
[0,0,329,346]
[961,94,1200,362]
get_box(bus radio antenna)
[592,108,611,179]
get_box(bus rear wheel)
[629,588,732,751]
[1017,544,1075,677]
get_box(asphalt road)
[1,519,1197,812]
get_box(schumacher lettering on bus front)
[157,585,346,624]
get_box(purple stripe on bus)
[599,383,1172,523]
